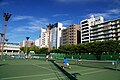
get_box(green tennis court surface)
[0,59,120,80]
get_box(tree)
[29,46,40,54]
[39,47,48,54]
[20,47,26,53]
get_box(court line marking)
[1,73,56,80]
[43,76,67,80]
[69,68,97,73]
[32,64,59,72]
[82,70,108,75]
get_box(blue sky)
[0,0,120,43]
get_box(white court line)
[1,73,55,80]
[1,64,62,80]
[43,76,67,80]
[32,64,55,72]
[82,70,108,75]
[69,68,97,73]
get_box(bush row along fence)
[1,53,120,60]
[50,53,120,60]
[31,53,120,60]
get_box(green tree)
[20,47,26,53]
[29,46,40,54]
[39,47,48,54]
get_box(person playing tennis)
[62,57,71,69]
[77,57,82,64]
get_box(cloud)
[87,13,110,19]
[60,20,73,26]
[107,9,120,14]
[87,8,120,19]
[14,26,40,33]
[11,16,50,33]
[52,14,68,17]
[29,18,49,28]
[12,16,34,21]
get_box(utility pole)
[25,37,29,59]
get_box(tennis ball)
[69,67,71,68]
[112,62,114,65]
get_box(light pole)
[25,37,29,58]
[5,39,8,53]
[0,33,4,52]
[1,13,11,60]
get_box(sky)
[0,0,120,43]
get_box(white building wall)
[50,22,63,49]
[57,23,63,48]
[40,28,48,48]
[1,43,20,54]
[50,27,57,49]
[81,15,104,43]
[34,38,41,47]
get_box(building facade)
[49,22,65,49]
[40,28,48,48]
[80,15,104,43]
[19,40,34,47]
[62,24,81,45]
[34,38,41,47]
[90,18,120,42]
[0,42,20,55]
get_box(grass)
[0,59,120,80]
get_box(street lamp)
[4,39,8,53]
[25,37,30,57]
[0,33,4,53]
[1,12,11,60]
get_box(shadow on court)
[0,64,8,66]
[50,60,80,80]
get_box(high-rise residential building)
[48,22,65,49]
[34,38,41,47]
[80,15,104,43]
[62,24,81,45]
[90,18,120,41]
[40,28,48,48]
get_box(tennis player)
[78,57,82,64]
[62,57,71,69]
[46,52,50,62]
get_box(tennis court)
[0,59,120,80]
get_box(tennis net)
[55,59,120,71]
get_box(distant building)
[34,38,41,47]
[90,18,120,41]
[40,28,48,48]
[50,22,66,49]
[19,40,34,47]
[62,24,81,45]
[80,15,104,43]
[0,42,20,55]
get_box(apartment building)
[80,15,104,43]
[49,22,65,49]
[62,24,81,45]
[34,38,41,47]
[90,18,120,42]
[40,28,48,48]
